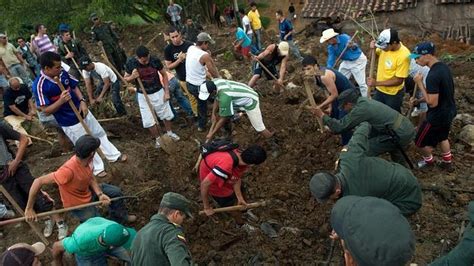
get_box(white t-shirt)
[185,45,208,86]
[82,62,117,83]
[242,16,252,34]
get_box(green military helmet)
[160,192,193,218]
[330,196,415,266]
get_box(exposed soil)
[1,16,474,265]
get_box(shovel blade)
[160,135,177,155]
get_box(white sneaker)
[411,107,421,117]
[4,210,15,219]
[155,137,161,149]
[166,132,180,141]
[57,223,68,240]
[43,219,53,237]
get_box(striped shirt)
[32,34,56,56]
[213,78,259,117]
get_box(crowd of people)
[0,1,471,265]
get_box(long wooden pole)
[303,75,324,132]
[0,196,136,226]
[332,30,360,68]
[199,201,267,215]
[367,48,376,98]
[64,45,86,80]
[0,185,49,245]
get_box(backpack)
[201,139,239,170]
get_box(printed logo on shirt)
[385,59,393,69]
[14,95,26,105]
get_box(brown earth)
[1,16,474,265]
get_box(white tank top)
[185,45,208,86]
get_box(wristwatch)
[80,98,87,102]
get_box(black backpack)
[201,139,240,170]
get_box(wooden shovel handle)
[199,201,267,215]
[64,45,86,79]
[136,77,164,134]
[332,30,359,68]
[367,48,376,98]
[303,76,324,132]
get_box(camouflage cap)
[337,89,360,109]
[90,13,99,21]
[160,192,193,218]
[330,196,415,266]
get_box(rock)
[260,222,278,238]
[219,69,233,79]
[458,125,474,147]
[454,113,474,125]
[285,82,301,91]
[302,238,312,246]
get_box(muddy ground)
[1,18,474,265]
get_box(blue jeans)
[285,40,303,61]
[169,77,193,117]
[9,64,32,87]
[187,82,208,129]
[71,183,128,223]
[373,88,405,113]
[75,246,131,266]
[253,29,262,51]
[95,79,127,116]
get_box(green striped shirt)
[213,78,260,117]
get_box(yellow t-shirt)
[0,43,20,68]
[247,10,262,30]
[375,43,410,95]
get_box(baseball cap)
[197,32,215,44]
[160,192,193,218]
[309,172,337,203]
[58,23,70,32]
[74,135,101,159]
[409,41,435,59]
[278,41,289,56]
[375,29,400,49]
[337,89,360,109]
[102,223,133,247]
[79,56,92,69]
[198,80,217,101]
[330,196,415,266]
[1,242,45,266]
[0,33,6,38]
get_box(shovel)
[405,84,418,117]
[303,75,324,132]
[136,77,176,155]
[199,201,268,215]
[367,48,376,98]
[64,46,86,80]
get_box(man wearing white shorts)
[124,46,180,148]
[198,78,276,144]
[33,52,126,177]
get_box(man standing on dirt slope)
[80,56,127,117]
[199,144,266,227]
[0,33,32,88]
[410,42,457,172]
[52,216,136,266]
[185,32,220,132]
[166,0,183,30]
[230,23,252,60]
[276,9,304,62]
[25,135,136,224]
[124,46,181,148]
[57,29,88,79]
[330,196,415,265]
[164,27,198,117]
[90,13,126,72]
[131,192,193,266]
[367,28,410,113]
[0,121,68,239]
[302,55,355,146]
[430,201,474,265]
[320,28,368,97]
[310,122,422,216]
[198,79,280,154]
[248,42,289,89]
[33,52,127,177]
[248,2,263,52]
[312,89,415,166]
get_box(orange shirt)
[53,155,93,207]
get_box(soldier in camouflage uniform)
[131,192,193,266]
[90,13,126,72]
[58,30,88,79]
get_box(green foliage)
[260,16,271,29]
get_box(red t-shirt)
[199,149,248,197]
[52,155,93,207]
